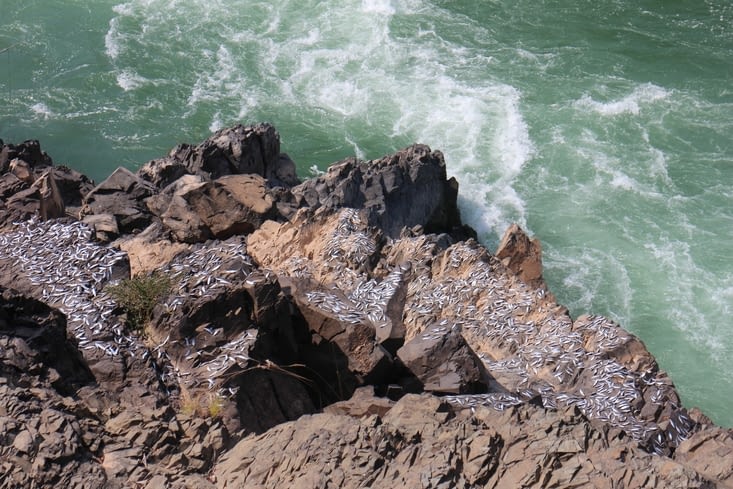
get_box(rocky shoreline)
[0,124,731,488]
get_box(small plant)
[106,270,172,331]
[179,387,199,417]
[207,393,225,418]
[179,387,225,419]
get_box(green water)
[2,0,732,426]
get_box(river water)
[2,0,732,426]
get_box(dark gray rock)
[83,167,157,234]
[0,146,93,229]
[138,123,300,188]
[291,144,468,238]
[0,140,52,173]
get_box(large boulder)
[397,320,489,395]
[149,174,279,243]
[0,140,93,229]
[138,123,300,188]
[495,223,546,290]
[82,167,157,235]
[291,145,469,238]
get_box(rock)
[138,148,190,189]
[1,126,732,489]
[0,288,108,488]
[145,475,169,489]
[33,169,65,220]
[3,186,46,226]
[291,145,469,238]
[50,165,95,210]
[12,430,34,454]
[144,238,316,436]
[269,152,299,187]
[0,171,28,200]
[138,123,297,187]
[187,123,281,179]
[397,321,489,395]
[83,166,157,234]
[152,174,278,243]
[0,140,52,172]
[82,213,120,241]
[289,276,393,386]
[0,288,95,393]
[495,223,545,289]
[675,428,733,486]
[145,174,205,217]
[323,386,394,418]
[111,221,190,276]
[214,394,718,489]
[0,143,93,229]
[9,158,34,183]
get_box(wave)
[573,83,672,116]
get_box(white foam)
[361,0,395,15]
[209,112,223,133]
[30,102,53,119]
[116,70,147,91]
[104,17,122,60]
[309,164,325,177]
[574,83,671,116]
[112,3,134,16]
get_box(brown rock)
[83,166,157,233]
[33,169,65,220]
[397,321,489,394]
[111,221,189,276]
[12,430,34,454]
[676,428,733,486]
[495,223,545,288]
[324,386,394,418]
[9,158,33,183]
[154,174,278,243]
[82,213,120,241]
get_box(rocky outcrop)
[0,126,731,488]
[138,123,299,188]
[215,393,716,489]
[148,174,279,243]
[495,222,546,290]
[82,167,157,236]
[0,140,93,230]
[290,145,471,239]
[0,287,106,488]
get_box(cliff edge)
[0,125,731,488]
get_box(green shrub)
[106,271,172,331]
